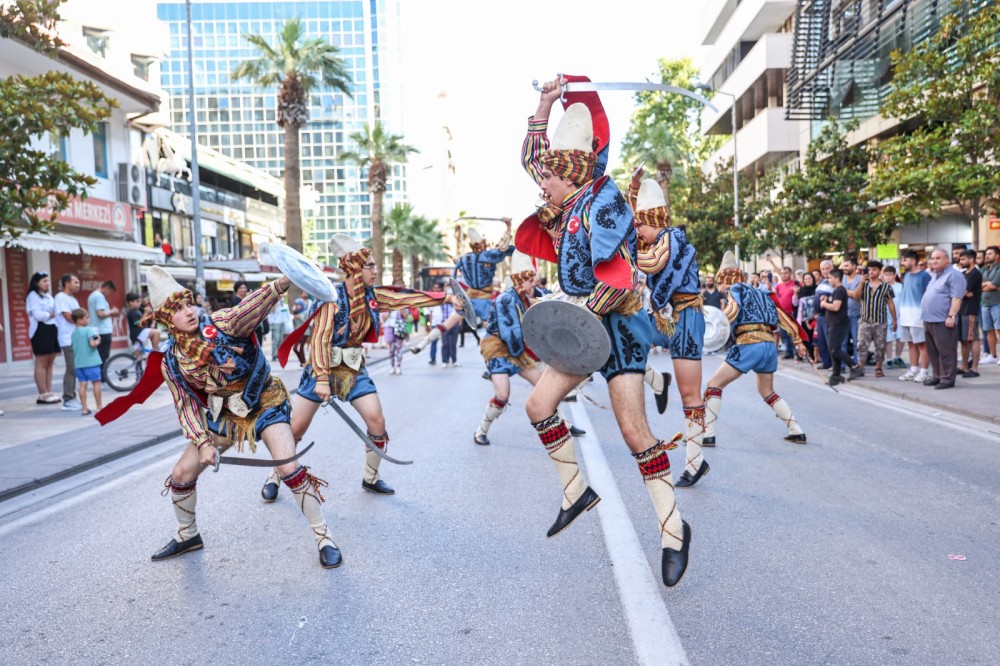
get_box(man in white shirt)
[54,273,82,410]
[267,297,293,361]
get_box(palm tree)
[231,19,352,252]
[341,122,417,283]
[384,203,414,286]
[407,215,447,287]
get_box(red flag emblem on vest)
[202,325,218,339]
[368,298,378,311]
[567,217,581,234]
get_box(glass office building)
[157,0,407,265]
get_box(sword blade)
[213,441,316,473]
[804,357,839,393]
[558,81,720,113]
[323,399,414,465]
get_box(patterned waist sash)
[734,323,774,345]
[213,377,289,452]
[653,292,703,336]
[467,287,493,300]
[479,334,536,369]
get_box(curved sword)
[531,79,719,113]
[213,440,316,473]
[322,399,414,465]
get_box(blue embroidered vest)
[486,287,528,357]
[329,282,381,347]
[729,283,778,329]
[646,227,700,311]
[455,247,515,291]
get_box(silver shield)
[266,242,337,302]
[703,305,731,353]
[522,299,611,376]
[448,278,479,330]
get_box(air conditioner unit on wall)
[182,246,196,261]
[117,162,147,208]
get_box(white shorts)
[898,325,925,344]
[136,328,152,345]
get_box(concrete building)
[156,0,409,267]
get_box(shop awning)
[1,232,84,255]
[77,237,163,262]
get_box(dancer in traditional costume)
[518,77,690,587]
[408,219,514,355]
[261,234,465,500]
[96,267,341,568]
[629,175,709,489]
[474,251,585,445]
[703,251,808,446]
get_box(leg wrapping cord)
[683,404,706,475]
[703,387,723,438]
[765,392,803,435]
[476,397,507,437]
[633,441,683,550]
[282,466,335,550]
[363,432,389,484]
[532,413,586,510]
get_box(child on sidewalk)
[70,308,103,416]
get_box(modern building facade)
[156,0,408,266]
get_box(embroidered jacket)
[723,282,802,344]
[636,227,700,312]
[162,281,283,451]
[521,116,638,316]
[454,239,515,291]
[309,282,450,382]
[486,287,530,357]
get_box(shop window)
[83,27,109,58]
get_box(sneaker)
[899,369,916,381]
[982,354,997,364]
[962,370,980,378]
[913,371,929,383]
[61,398,81,411]
[848,366,865,381]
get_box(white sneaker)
[899,369,916,381]
[981,354,996,363]
[61,398,81,411]
[913,371,928,383]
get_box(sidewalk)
[777,351,1000,425]
[0,342,391,502]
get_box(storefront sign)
[39,195,133,234]
[5,248,34,361]
[876,244,899,260]
[50,253,129,350]
[990,213,1000,231]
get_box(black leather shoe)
[569,425,586,437]
[474,432,490,445]
[151,534,204,561]
[261,481,279,503]
[962,370,980,378]
[675,459,710,488]
[547,486,600,538]
[662,521,691,587]
[481,371,490,381]
[923,377,941,386]
[319,544,343,569]
[362,479,395,495]
[702,436,716,447]
[654,371,672,415]
[562,394,577,403]
[828,374,844,386]
[784,433,807,444]
[934,382,955,390]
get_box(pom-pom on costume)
[703,252,807,446]
[519,82,690,586]
[267,234,458,498]
[97,266,340,568]
[629,178,709,487]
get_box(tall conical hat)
[147,265,186,310]
[551,103,593,152]
[636,179,666,212]
[467,228,484,245]
[329,233,363,259]
[510,250,536,275]
[715,250,743,286]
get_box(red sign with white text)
[38,195,134,234]
[5,248,34,361]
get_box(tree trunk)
[370,164,386,285]
[391,248,404,286]
[410,255,419,289]
[284,123,302,251]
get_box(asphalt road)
[1,346,997,665]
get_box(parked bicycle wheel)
[105,352,145,392]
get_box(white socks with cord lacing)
[413,326,443,351]
[703,387,723,439]
[764,393,803,435]
[634,440,683,550]
[682,404,706,476]
[166,478,199,542]
[363,432,389,484]
[282,466,335,551]
[476,397,507,438]
[643,365,665,394]
[532,413,587,510]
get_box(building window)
[82,27,109,58]
[93,123,109,178]
[132,55,156,81]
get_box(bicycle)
[104,342,153,392]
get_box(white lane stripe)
[776,368,1000,442]
[569,401,689,666]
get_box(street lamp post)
[695,83,740,266]
[185,0,205,297]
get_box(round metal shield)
[522,300,611,376]
[703,305,731,353]
[266,242,337,302]
[448,278,479,329]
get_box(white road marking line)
[777,368,1000,442]
[569,401,689,666]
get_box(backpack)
[393,315,408,339]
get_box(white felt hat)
[467,228,484,245]
[636,179,666,212]
[551,103,593,152]
[329,233,363,259]
[146,265,186,310]
[510,250,535,275]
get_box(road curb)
[0,355,390,505]
[780,361,1000,425]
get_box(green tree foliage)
[384,203,446,286]
[0,0,116,243]
[683,159,742,269]
[231,18,353,253]
[869,1,1000,245]
[619,58,722,221]
[341,122,417,284]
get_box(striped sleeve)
[586,245,639,316]
[374,287,447,311]
[722,297,740,323]
[775,306,803,345]
[521,116,550,187]
[161,363,211,450]
[214,280,285,338]
[637,234,671,275]
[309,302,338,383]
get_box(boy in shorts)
[70,309,103,415]
[125,292,162,353]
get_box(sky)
[397,0,708,233]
